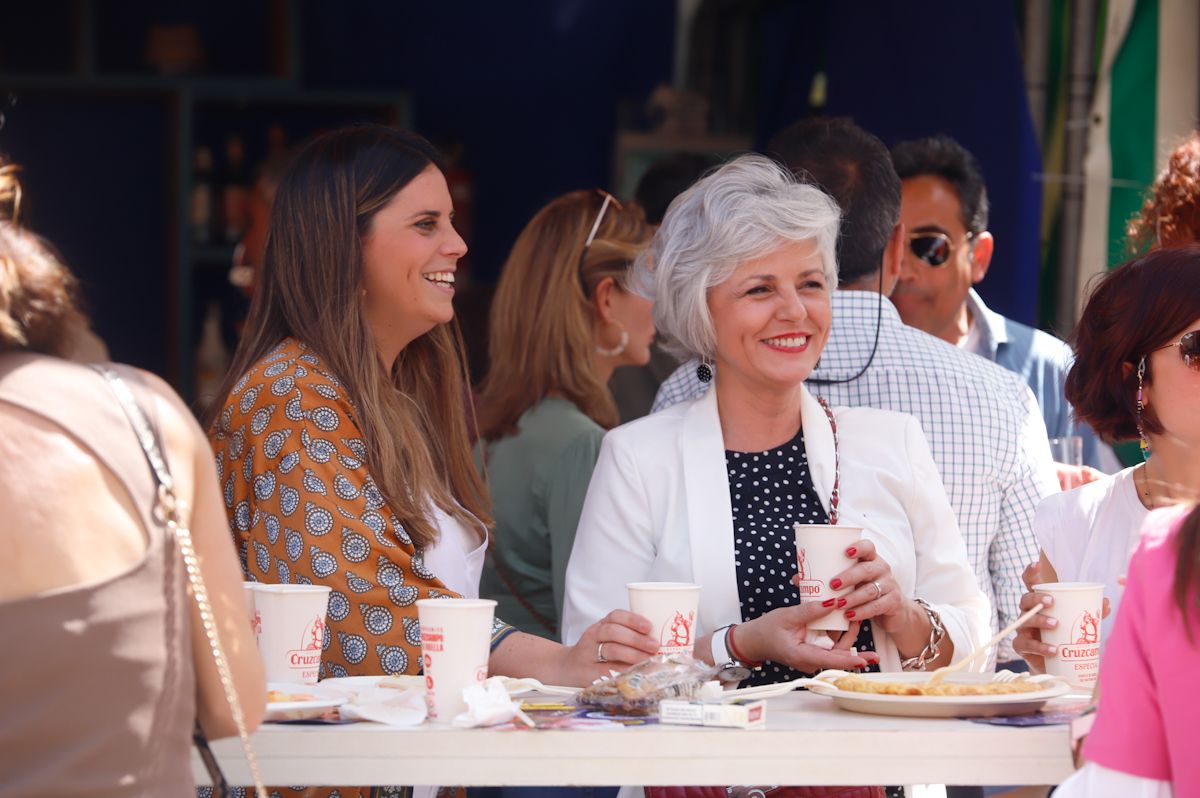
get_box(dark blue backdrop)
[304,0,676,284]
[757,0,1043,327]
[2,0,1042,380]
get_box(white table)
[195,692,1077,787]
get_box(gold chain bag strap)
[92,365,267,798]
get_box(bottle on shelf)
[194,301,231,411]
[190,146,214,244]
[222,134,251,243]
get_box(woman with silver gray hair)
[562,155,988,686]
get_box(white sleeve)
[901,416,991,666]
[1054,762,1173,798]
[1033,492,1066,574]
[560,432,658,645]
[1033,485,1090,581]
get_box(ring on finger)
[870,581,883,600]
[596,642,608,663]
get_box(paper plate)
[806,672,1071,718]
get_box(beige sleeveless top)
[0,353,196,797]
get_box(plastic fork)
[926,599,1050,686]
[991,670,1058,685]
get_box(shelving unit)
[2,1,410,401]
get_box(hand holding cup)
[1013,562,1060,672]
[735,603,879,673]
[825,538,905,633]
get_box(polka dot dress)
[726,427,879,688]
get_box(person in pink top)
[1055,503,1200,797]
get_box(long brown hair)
[205,125,489,549]
[476,190,651,440]
[1176,504,1200,635]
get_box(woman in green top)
[476,190,654,638]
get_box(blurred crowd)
[1,117,1197,798]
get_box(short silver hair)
[633,153,840,361]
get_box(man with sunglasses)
[652,118,1059,676]
[890,135,1115,484]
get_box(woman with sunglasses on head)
[1015,246,1200,672]
[475,190,655,639]
[206,126,658,798]
[563,157,988,726]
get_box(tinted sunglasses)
[1152,330,1200,370]
[577,189,621,293]
[908,231,975,267]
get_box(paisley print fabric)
[208,338,513,798]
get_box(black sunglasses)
[908,231,975,267]
[1152,330,1200,370]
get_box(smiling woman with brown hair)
[206,125,658,796]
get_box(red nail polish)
[830,578,843,590]
[845,610,856,619]
[821,598,836,608]
[836,598,847,608]
[846,547,857,557]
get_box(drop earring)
[595,322,628,358]
[696,359,713,383]
[1135,356,1150,461]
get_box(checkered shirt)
[652,291,1059,662]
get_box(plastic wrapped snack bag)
[578,654,721,715]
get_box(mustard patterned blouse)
[209,337,514,682]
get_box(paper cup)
[1033,581,1104,689]
[253,584,332,684]
[627,582,701,655]
[417,598,496,722]
[242,582,262,639]
[793,524,863,631]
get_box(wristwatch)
[712,623,762,684]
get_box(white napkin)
[452,677,533,728]
[338,685,427,726]
[805,629,836,650]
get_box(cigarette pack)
[658,698,766,729]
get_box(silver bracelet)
[899,597,946,671]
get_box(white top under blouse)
[423,505,487,599]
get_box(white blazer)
[561,385,990,672]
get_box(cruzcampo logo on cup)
[253,583,332,685]
[288,616,325,674]
[627,582,701,656]
[792,524,861,631]
[1033,581,1104,689]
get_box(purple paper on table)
[966,701,1094,727]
